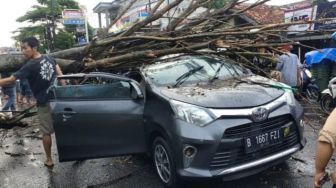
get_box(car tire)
[152,137,181,188]
[320,94,334,115]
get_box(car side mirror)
[46,85,57,100]
[46,85,55,95]
[130,82,144,99]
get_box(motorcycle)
[300,65,320,102]
[320,77,336,114]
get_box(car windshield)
[144,55,248,86]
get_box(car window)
[53,76,132,100]
[144,56,246,86]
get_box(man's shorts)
[319,109,336,149]
[37,105,54,135]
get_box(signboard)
[314,2,336,30]
[62,8,89,43]
[63,19,85,25]
[62,9,84,19]
[284,6,315,34]
[62,9,84,25]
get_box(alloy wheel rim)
[154,144,171,183]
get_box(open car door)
[49,73,146,162]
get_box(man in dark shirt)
[0,37,63,167]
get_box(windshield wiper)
[233,78,296,91]
[209,61,240,83]
[209,62,226,82]
[173,66,204,88]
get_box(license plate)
[244,129,283,153]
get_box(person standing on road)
[276,44,302,88]
[0,37,63,167]
[314,108,336,188]
[1,72,16,116]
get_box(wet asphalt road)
[0,102,335,188]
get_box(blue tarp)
[305,48,336,66]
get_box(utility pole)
[81,6,89,44]
[50,0,56,51]
[85,15,89,43]
[43,15,52,53]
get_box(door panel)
[51,99,146,162]
[50,76,146,162]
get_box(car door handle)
[60,109,77,119]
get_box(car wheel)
[320,94,335,115]
[152,137,180,188]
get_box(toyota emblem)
[251,107,268,122]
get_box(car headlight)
[284,90,295,105]
[170,100,215,127]
[276,82,296,106]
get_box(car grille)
[210,115,299,170]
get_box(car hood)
[159,75,286,108]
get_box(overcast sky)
[0,0,321,47]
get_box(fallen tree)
[0,0,331,127]
[0,0,333,75]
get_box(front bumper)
[218,145,300,180]
[173,97,305,180]
[178,144,301,180]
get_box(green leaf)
[207,0,229,9]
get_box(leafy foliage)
[54,30,75,50]
[207,0,229,9]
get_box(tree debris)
[4,151,25,157]
[291,156,308,165]
[0,0,331,127]
[0,1,333,76]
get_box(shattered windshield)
[144,56,247,86]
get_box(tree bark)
[85,41,212,69]
[0,54,78,73]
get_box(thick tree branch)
[106,0,138,32]
[119,0,184,37]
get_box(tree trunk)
[0,54,78,73]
